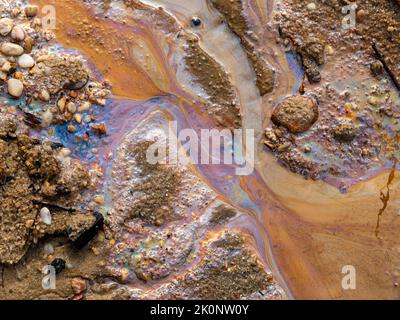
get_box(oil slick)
[145,121,255,176]
[16,0,400,300]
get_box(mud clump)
[0,116,95,265]
[210,205,237,224]
[184,37,241,129]
[128,141,182,226]
[264,127,292,152]
[0,118,17,138]
[277,0,400,86]
[298,41,325,83]
[277,148,321,180]
[123,229,195,282]
[271,96,319,134]
[26,56,89,95]
[162,232,280,300]
[333,118,358,143]
[22,140,60,179]
[210,0,275,96]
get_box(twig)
[372,43,400,91]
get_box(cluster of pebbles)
[0,4,110,136]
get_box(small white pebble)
[39,89,50,102]
[40,207,52,225]
[41,109,53,128]
[18,54,35,68]
[78,101,91,112]
[57,96,67,113]
[307,2,316,10]
[96,98,106,106]
[7,78,24,98]
[59,148,71,158]
[74,113,82,124]
[43,243,54,255]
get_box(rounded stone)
[71,277,87,294]
[67,102,77,114]
[271,95,319,133]
[0,18,13,36]
[1,42,24,56]
[7,78,24,98]
[11,26,26,41]
[306,3,316,11]
[18,54,35,68]
[40,207,52,225]
[43,243,54,255]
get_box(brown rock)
[271,96,319,133]
[71,277,87,295]
[370,60,384,77]
[91,123,107,135]
[25,6,38,18]
[298,41,325,83]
